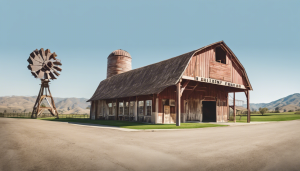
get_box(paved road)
[1,118,300,171]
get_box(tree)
[259,107,268,115]
[86,107,90,109]
[41,103,46,107]
[275,107,280,113]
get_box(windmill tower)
[27,48,62,118]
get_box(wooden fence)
[0,113,89,119]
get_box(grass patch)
[234,112,300,122]
[6,117,33,119]
[39,118,228,129]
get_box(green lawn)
[234,112,300,122]
[39,118,228,129]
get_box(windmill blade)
[27,57,33,64]
[52,69,60,76]
[49,52,57,60]
[30,52,42,63]
[37,53,44,62]
[27,64,42,71]
[27,57,41,65]
[53,61,62,65]
[29,53,43,64]
[45,49,52,61]
[37,70,45,79]
[53,66,62,72]
[39,48,46,61]
[34,49,39,55]
[49,72,56,80]
[34,49,44,62]
[31,71,38,78]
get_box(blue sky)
[0,0,299,103]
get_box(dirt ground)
[1,118,300,171]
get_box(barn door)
[202,101,216,122]
[163,105,170,124]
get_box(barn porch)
[90,78,250,125]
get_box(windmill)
[27,48,62,118]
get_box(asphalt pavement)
[1,118,300,171]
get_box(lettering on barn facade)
[195,77,245,89]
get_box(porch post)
[233,92,236,123]
[115,99,118,120]
[155,95,159,124]
[134,97,138,121]
[176,81,181,126]
[89,101,92,120]
[247,90,250,123]
[95,100,98,120]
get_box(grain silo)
[107,49,132,78]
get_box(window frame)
[138,101,144,116]
[119,102,124,115]
[146,100,152,116]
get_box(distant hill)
[243,93,300,112]
[0,96,90,114]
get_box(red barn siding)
[183,48,215,78]
[209,61,231,82]
[158,82,229,122]
[183,45,247,87]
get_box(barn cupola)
[107,49,132,78]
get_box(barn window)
[146,100,152,116]
[215,46,226,64]
[119,102,124,115]
[138,101,144,115]
[108,103,112,115]
[124,102,129,115]
[129,102,134,116]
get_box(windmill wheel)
[27,48,62,80]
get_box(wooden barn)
[88,41,252,125]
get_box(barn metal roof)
[88,41,252,101]
[88,50,196,101]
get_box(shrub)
[259,107,268,115]
[295,111,300,114]
[288,110,294,112]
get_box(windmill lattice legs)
[31,80,59,119]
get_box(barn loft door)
[202,101,216,122]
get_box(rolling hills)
[0,96,90,114]
[1,93,300,114]
[243,93,300,112]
